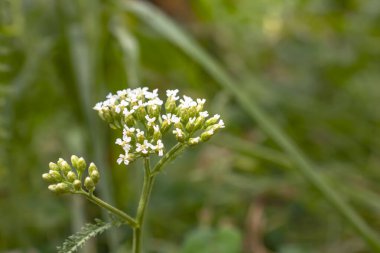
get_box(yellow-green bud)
[58,160,71,174]
[73,179,82,191]
[49,162,59,171]
[71,155,79,169]
[193,116,205,131]
[84,177,95,192]
[90,170,100,184]
[48,184,58,192]
[200,129,214,142]
[49,170,62,181]
[57,183,70,193]
[148,105,160,118]
[165,98,176,113]
[67,171,77,182]
[42,173,54,183]
[205,114,220,127]
[135,107,146,121]
[88,162,98,175]
[77,157,86,172]
[161,120,170,133]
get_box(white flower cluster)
[94,87,224,166]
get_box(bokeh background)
[1,0,380,252]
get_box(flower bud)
[48,184,58,193]
[205,114,220,127]
[200,129,214,142]
[71,155,79,169]
[58,160,71,174]
[84,177,95,192]
[88,162,98,175]
[90,170,100,184]
[193,116,205,131]
[49,170,62,182]
[185,117,196,132]
[77,157,86,172]
[148,104,160,118]
[73,179,82,191]
[67,171,77,182]
[165,98,176,113]
[49,162,59,171]
[42,173,54,183]
[56,182,70,194]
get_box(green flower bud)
[165,98,176,113]
[73,179,82,191]
[88,162,98,175]
[49,162,59,171]
[205,114,220,128]
[135,107,146,121]
[77,157,86,172]
[193,116,205,131]
[153,128,162,141]
[161,120,170,133]
[200,129,215,142]
[71,155,79,169]
[148,104,160,118]
[48,184,58,193]
[58,160,71,174]
[67,171,77,182]
[49,170,62,182]
[42,173,54,183]
[185,117,196,132]
[90,170,100,184]
[56,183,70,194]
[84,177,95,192]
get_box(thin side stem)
[151,143,186,176]
[79,191,138,228]
[133,158,155,253]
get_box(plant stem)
[151,143,186,176]
[133,158,155,253]
[79,191,138,228]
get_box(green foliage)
[57,219,118,253]
[180,225,242,253]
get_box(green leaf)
[57,219,117,253]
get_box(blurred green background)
[1,0,380,252]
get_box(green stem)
[151,143,186,176]
[79,191,138,228]
[133,158,155,253]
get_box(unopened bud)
[90,170,100,184]
[205,114,220,127]
[42,173,54,183]
[200,129,214,142]
[49,162,59,171]
[48,184,58,192]
[71,155,79,169]
[88,163,98,175]
[67,171,77,182]
[58,160,71,174]
[77,157,86,172]
[49,170,62,182]
[165,98,176,113]
[56,183,70,193]
[73,179,82,191]
[84,177,95,192]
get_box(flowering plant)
[42,87,224,253]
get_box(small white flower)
[153,124,160,133]
[136,140,151,154]
[155,140,164,156]
[173,128,183,137]
[93,102,103,111]
[199,111,209,118]
[197,98,206,105]
[145,115,156,126]
[145,89,159,99]
[166,89,179,100]
[123,108,135,117]
[216,119,225,129]
[179,96,197,108]
[117,154,130,165]
[136,129,145,138]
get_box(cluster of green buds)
[93,88,225,166]
[42,156,100,194]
